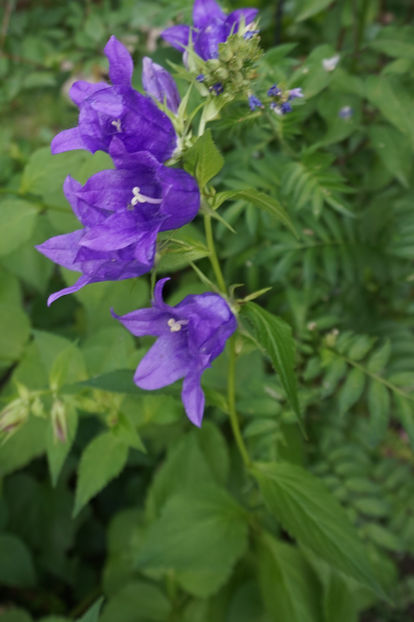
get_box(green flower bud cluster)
[196,30,262,102]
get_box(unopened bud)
[0,399,29,435]
[51,399,68,443]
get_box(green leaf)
[183,129,224,188]
[236,189,297,237]
[368,26,414,60]
[367,340,391,373]
[0,303,31,366]
[365,75,414,149]
[46,407,78,486]
[367,382,390,444]
[295,0,332,22]
[136,485,248,597]
[0,417,46,477]
[240,302,301,425]
[0,533,36,587]
[100,582,170,622]
[369,125,412,187]
[73,432,129,516]
[253,461,385,598]
[0,198,38,256]
[77,598,105,622]
[257,533,322,622]
[338,367,365,415]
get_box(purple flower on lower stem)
[113,278,237,426]
[161,0,258,61]
[211,82,224,95]
[142,57,181,113]
[36,140,200,305]
[51,36,177,163]
[248,94,263,110]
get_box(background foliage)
[0,0,413,620]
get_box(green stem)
[228,335,252,468]
[203,213,227,294]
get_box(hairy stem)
[228,335,252,468]
[204,213,227,294]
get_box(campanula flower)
[36,140,200,305]
[142,57,181,113]
[52,36,177,163]
[161,0,258,61]
[113,278,237,426]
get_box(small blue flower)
[248,94,263,110]
[267,84,281,97]
[243,29,260,40]
[196,74,205,82]
[211,82,224,95]
[281,102,292,114]
[288,87,304,100]
[339,105,353,119]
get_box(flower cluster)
[37,31,237,426]
[37,37,199,304]
[162,0,261,105]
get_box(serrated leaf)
[338,368,365,415]
[237,188,297,237]
[257,533,322,622]
[367,382,390,443]
[367,340,391,373]
[183,129,224,188]
[368,26,414,60]
[253,461,385,598]
[73,432,129,516]
[136,485,248,598]
[240,302,301,425]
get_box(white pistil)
[111,119,122,132]
[130,186,162,207]
[167,318,188,333]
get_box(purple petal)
[153,278,172,311]
[104,36,133,86]
[51,127,85,154]
[89,89,124,117]
[225,8,258,31]
[111,307,170,337]
[142,57,181,113]
[134,333,191,389]
[47,276,90,306]
[194,23,227,60]
[80,217,141,251]
[161,25,191,51]
[36,231,84,270]
[181,371,205,427]
[159,166,200,231]
[69,80,109,106]
[63,176,107,227]
[193,0,225,29]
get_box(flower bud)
[51,399,68,443]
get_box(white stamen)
[167,318,188,333]
[130,186,162,207]
[111,119,122,132]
